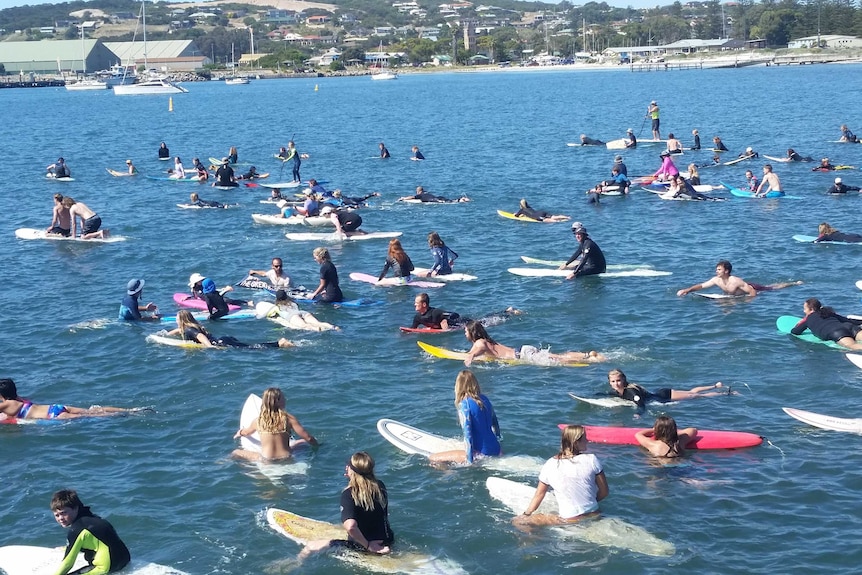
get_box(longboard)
[847,353,862,369]
[776,315,844,350]
[106,168,136,177]
[144,175,201,182]
[793,234,862,244]
[782,407,862,433]
[399,326,457,334]
[45,175,74,181]
[258,181,302,189]
[159,310,257,323]
[485,477,675,557]
[349,272,445,289]
[266,508,465,574]
[559,424,763,449]
[146,333,206,349]
[0,545,188,575]
[605,139,627,150]
[497,210,565,223]
[568,392,633,408]
[519,257,654,271]
[417,341,588,367]
[376,418,463,456]
[508,268,671,278]
[173,293,241,312]
[285,232,402,241]
[14,228,126,243]
[692,292,747,300]
[411,267,477,281]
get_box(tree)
[752,9,798,47]
[340,46,365,66]
[329,60,345,71]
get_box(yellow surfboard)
[416,341,588,367]
[496,210,541,223]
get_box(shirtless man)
[755,164,783,197]
[63,197,109,239]
[46,193,71,237]
[665,133,683,154]
[677,260,801,297]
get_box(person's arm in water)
[677,277,717,296]
[463,339,490,367]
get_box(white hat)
[746,147,753,153]
[277,199,288,208]
[188,272,206,287]
[835,177,842,184]
[320,206,334,215]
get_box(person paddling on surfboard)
[0,379,139,421]
[232,387,318,461]
[462,321,605,366]
[514,199,570,222]
[188,192,225,209]
[411,293,461,330]
[560,225,606,279]
[677,260,802,297]
[514,424,608,527]
[50,489,131,575]
[430,369,501,464]
[791,298,862,350]
[815,222,862,243]
[166,310,294,348]
[579,134,605,146]
[607,369,732,409]
[812,157,837,172]
[737,146,759,160]
[826,177,861,194]
[635,415,697,458]
[785,148,813,162]
[46,193,71,237]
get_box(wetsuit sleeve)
[378,258,393,281]
[430,248,444,274]
[564,246,584,267]
[790,317,809,336]
[448,247,459,262]
[458,400,474,463]
[569,244,590,274]
[411,313,421,329]
[491,409,501,439]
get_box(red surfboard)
[558,424,763,450]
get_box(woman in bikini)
[232,387,318,461]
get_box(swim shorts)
[82,215,102,235]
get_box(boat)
[370,42,398,80]
[65,25,108,91]
[113,1,187,95]
[224,44,250,85]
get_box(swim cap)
[127,278,145,295]
[627,128,633,133]
[201,279,217,294]
[835,177,842,184]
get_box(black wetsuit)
[380,146,390,158]
[625,134,637,148]
[713,141,728,151]
[193,199,225,208]
[183,327,279,349]
[158,146,170,159]
[620,384,672,408]
[339,484,394,547]
[411,192,456,203]
[792,312,862,342]
[319,261,343,302]
[613,161,628,176]
[412,307,461,329]
[58,506,130,575]
[215,164,237,187]
[514,206,553,220]
[692,134,701,150]
[564,237,607,276]
[816,232,862,243]
[581,137,605,146]
[378,255,414,281]
[336,211,363,232]
[826,183,861,194]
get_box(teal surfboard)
[776,315,844,350]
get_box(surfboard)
[605,139,627,150]
[349,272,446,289]
[144,175,200,182]
[0,545,189,575]
[145,333,206,349]
[376,418,463,456]
[496,210,565,223]
[239,393,264,451]
[399,326,457,334]
[507,268,672,278]
[723,155,756,166]
[847,353,862,369]
[251,213,307,225]
[485,477,675,557]
[567,392,633,408]
[762,155,791,163]
[176,203,234,209]
[417,341,588,367]
[258,181,302,189]
[793,234,862,244]
[291,296,385,307]
[559,424,763,449]
[14,228,126,243]
[172,293,241,312]
[266,509,465,574]
[776,315,844,349]
[691,292,747,300]
[782,407,862,433]
[159,310,257,323]
[519,257,654,271]
[285,231,402,241]
[643,183,715,194]
[410,268,477,281]
[722,183,794,199]
[45,175,74,182]
[106,168,136,177]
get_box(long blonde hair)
[347,451,386,512]
[258,387,289,434]
[454,369,484,411]
[176,310,209,340]
[555,424,586,460]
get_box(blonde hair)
[687,164,699,179]
[258,387,289,434]
[347,451,386,512]
[819,222,838,235]
[176,310,209,340]
[556,424,586,459]
[313,247,330,261]
[454,369,484,410]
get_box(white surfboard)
[782,407,862,433]
[349,272,446,289]
[847,353,862,369]
[377,418,463,457]
[568,392,633,408]
[855,280,862,291]
[46,175,75,182]
[14,228,126,243]
[519,257,654,271]
[411,267,477,281]
[239,393,264,452]
[251,213,306,225]
[237,394,310,479]
[176,203,235,209]
[258,181,302,189]
[0,545,189,575]
[285,231,402,242]
[508,268,671,278]
[605,139,627,150]
[485,478,675,557]
[691,292,747,300]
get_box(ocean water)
[2,64,862,574]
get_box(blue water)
[3,65,862,574]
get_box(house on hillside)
[787,34,862,49]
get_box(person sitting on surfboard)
[815,222,862,244]
[425,231,459,276]
[652,150,679,181]
[462,321,605,367]
[170,156,186,179]
[711,136,728,152]
[46,157,70,178]
[326,189,380,209]
[560,225,606,279]
[50,489,131,575]
[514,199,570,222]
[579,134,605,146]
[677,260,802,297]
[123,159,137,175]
[686,164,702,186]
[826,177,861,194]
[46,193,71,237]
[377,238,414,283]
[429,370,501,464]
[691,129,701,150]
[191,158,209,182]
[612,155,627,176]
[601,168,630,194]
[379,142,390,158]
[166,310,293,349]
[188,192,225,209]
[635,415,697,458]
[738,146,759,160]
[663,174,713,201]
[0,379,137,421]
[228,146,238,164]
[411,145,425,160]
[514,424,608,526]
[188,274,251,319]
[214,157,238,187]
[606,369,731,409]
[411,292,461,330]
[232,387,318,461]
[755,164,783,197]
[119,279,160,321]
[791,298,862,350]
[665,133,683,154]
[743,170,759,191]
[158,141,170,159]
[309,247,344,303]
[839,124,859,143]
[624,129,636,149]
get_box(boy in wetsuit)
[411,293,461,329]
[51,489,131,575]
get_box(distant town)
[0,0,860,82]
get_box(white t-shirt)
[538,453,603,519]
[265,269,291,287]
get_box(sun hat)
[627,128,633,133]
[125,159,132,164]
[127,279,145,296]
[835,177,842,184]
[188,272,206,287]
[321,206,334,215]
[746,147,753,153]
[222,157,230,164]
[614,155,623,162]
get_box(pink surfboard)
[173,293,240,312]
[558,424,763,450]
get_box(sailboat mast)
[142,0,148,71]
